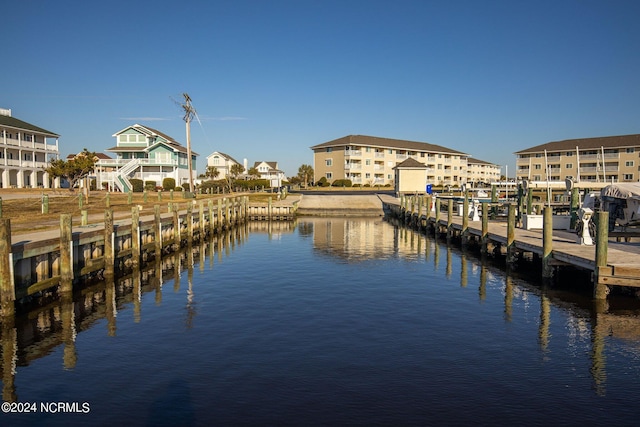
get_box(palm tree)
[298,164,314,188]
[226,163,245,192]
[247,166,260,180]
[204,166,220,180]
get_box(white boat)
[600,182,640,230]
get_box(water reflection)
[1,217,640,413]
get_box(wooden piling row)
[390,195,621,300]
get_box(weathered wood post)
[170,189,174,200]
[225,198,231,228]
[570,187,579,230]
[128,192,133,205]
[81,209,88,226]
[217,199,223,232]
[131,206,140,268]
[594,211,609,299]
[0,219,14,317]
[143,190,148,203]
[507,203,516,264]
[208,200,215,236]
[490,184,498,219]
[462,192,469,245]
[434,197,441,238]
[42,194,49,214]
[199,201,205,238]
[542,206,554,278]
[526,188,533,215]
[268,197,273,221]
[186,202,193,244]
[106,192,110,208]
[59,214,73,292]
[0,198,3,218]
[104,209,114,278]
[481,202,489,254]
[158,190,162,202]
[173,208,180,248]
[78,194,83,210]
[447,198,454,240]
[154,204,162,259]
[517,184,524,227]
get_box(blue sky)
[3,0,640,178]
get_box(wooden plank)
[612,265,640,276]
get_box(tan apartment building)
[515,134,640,183]
[467,158,501,186]
[310,135,469,187]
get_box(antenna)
[178,93,196,193]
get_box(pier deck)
[378,194,640,291]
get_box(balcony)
[97,158,178,167]
[344,163,362,170]
[344,150,361,157]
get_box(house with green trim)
[95,124,198,192]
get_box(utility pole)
[181,93,195,194]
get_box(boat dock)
[379,194,640,298]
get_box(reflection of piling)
[2,319,17,402]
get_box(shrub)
[182,183,190,191]
[317,177,328,187]
[162,177,176,191]
[130,179,144,192]
[331,179,353,187]
[144,180,156,191]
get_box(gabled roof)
[67,152,112,160]
[393,158,428,169]
[253,161,279,170]
[0,113,59,137]
[207,151,241,164]
[515,134,640,154]
[310,135,468,156]
[109,123,198,156]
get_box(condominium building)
[310,135,468,187]
[467,158,501,186]
[515,134,640,183]
[0,108,60,188]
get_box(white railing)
[97,158,178,167]
[345,150,362,157]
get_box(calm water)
[2,217,640,426]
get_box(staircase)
[113,159,141,193]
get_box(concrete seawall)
[296,194,386,216]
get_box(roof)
[0,113,59,137]
[393,158,428,169]
[467,157,498,166]
[109,123,198,156]
[207,151,241,165]
[253,161,279,170]
[515,134,640,154]
[67,152,112,160]
[310,135,468,155]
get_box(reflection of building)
[0,108,60,188]
[311,135,468,187]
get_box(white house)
[253,161,286,187]
[206,151,242,180]
[0,108,60,188]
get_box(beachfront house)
[515,134,640,183]
[205,151,242,180]
[253,161,285,188]
[311,135,469,187]
[95,124,198,192]
[0,108,60,188]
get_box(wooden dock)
[379,194,640,298]
[0,195,299,317]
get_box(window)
[365,173,370,178]
[627,148,635,153]
[365,159,371,166]
[534,164,541,170]
[325,172,332,179]
[626,161,634,167]
[325,159,332,166]
[566,164,573,168]
[624,174,634,180]
[388,149,393,154]
[326,147,332,153]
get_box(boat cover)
[601,182,640,200]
